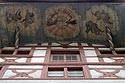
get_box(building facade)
[0,0,125,81]
[0,43,125,80]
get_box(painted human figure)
[91,10,113,24]
[86,21,104,35]
[21,9,34,27]
[6,9,22,24]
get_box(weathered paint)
[0,3,125,47]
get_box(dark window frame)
[67,67,84,77]
[48,67,64,78]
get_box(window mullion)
[57,55,59,61]
[64,68,68,78]
[77,54,80,61]
[71,55,73,61]
[64,54,66,62]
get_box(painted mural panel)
[84,5,120,41]
[44,5,80,40]
[0,3,124,47]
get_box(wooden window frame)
[67,67,84,78]
[96,47,125,57]
[47,67,84,79]
[0,47,34,58]
[48,67,64,78]
[50,50,81,62]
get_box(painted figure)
[85,21,104,35]
[21,9,35,27]
[65,18,77,26]
[6,9,22,24]
[91,10,113,24]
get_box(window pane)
[48,68,64,77]
[48,71,64,77]
[72,56,77,61]
[0,66,2,70]
[59,56,64,60]
[53,56,58,60]
[116,50,125,54]
[66,55,78,61]
[66,56,71,61]
[68,71,83,77]
[100,50,112,54]
[68,67,83,77]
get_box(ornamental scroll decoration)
[94,69,122,78]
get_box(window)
[98,48,112,54]
[48,68,64,77]
[1,50,14,54]
[47,67,84,78]
[52,54,64,61]
[114,48,125,54]
[17,50,30,55]
[68,67,84,77]
[115,50,125,54]
[51,51,80,62]
[0,47,33,57]
[66,54,78,61]
[0,66,2,70]
[100,50,112,54]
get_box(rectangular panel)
[2,65,43,79]
[33,49,46,56]
[88,65,125,78]
[84,50,97,56]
